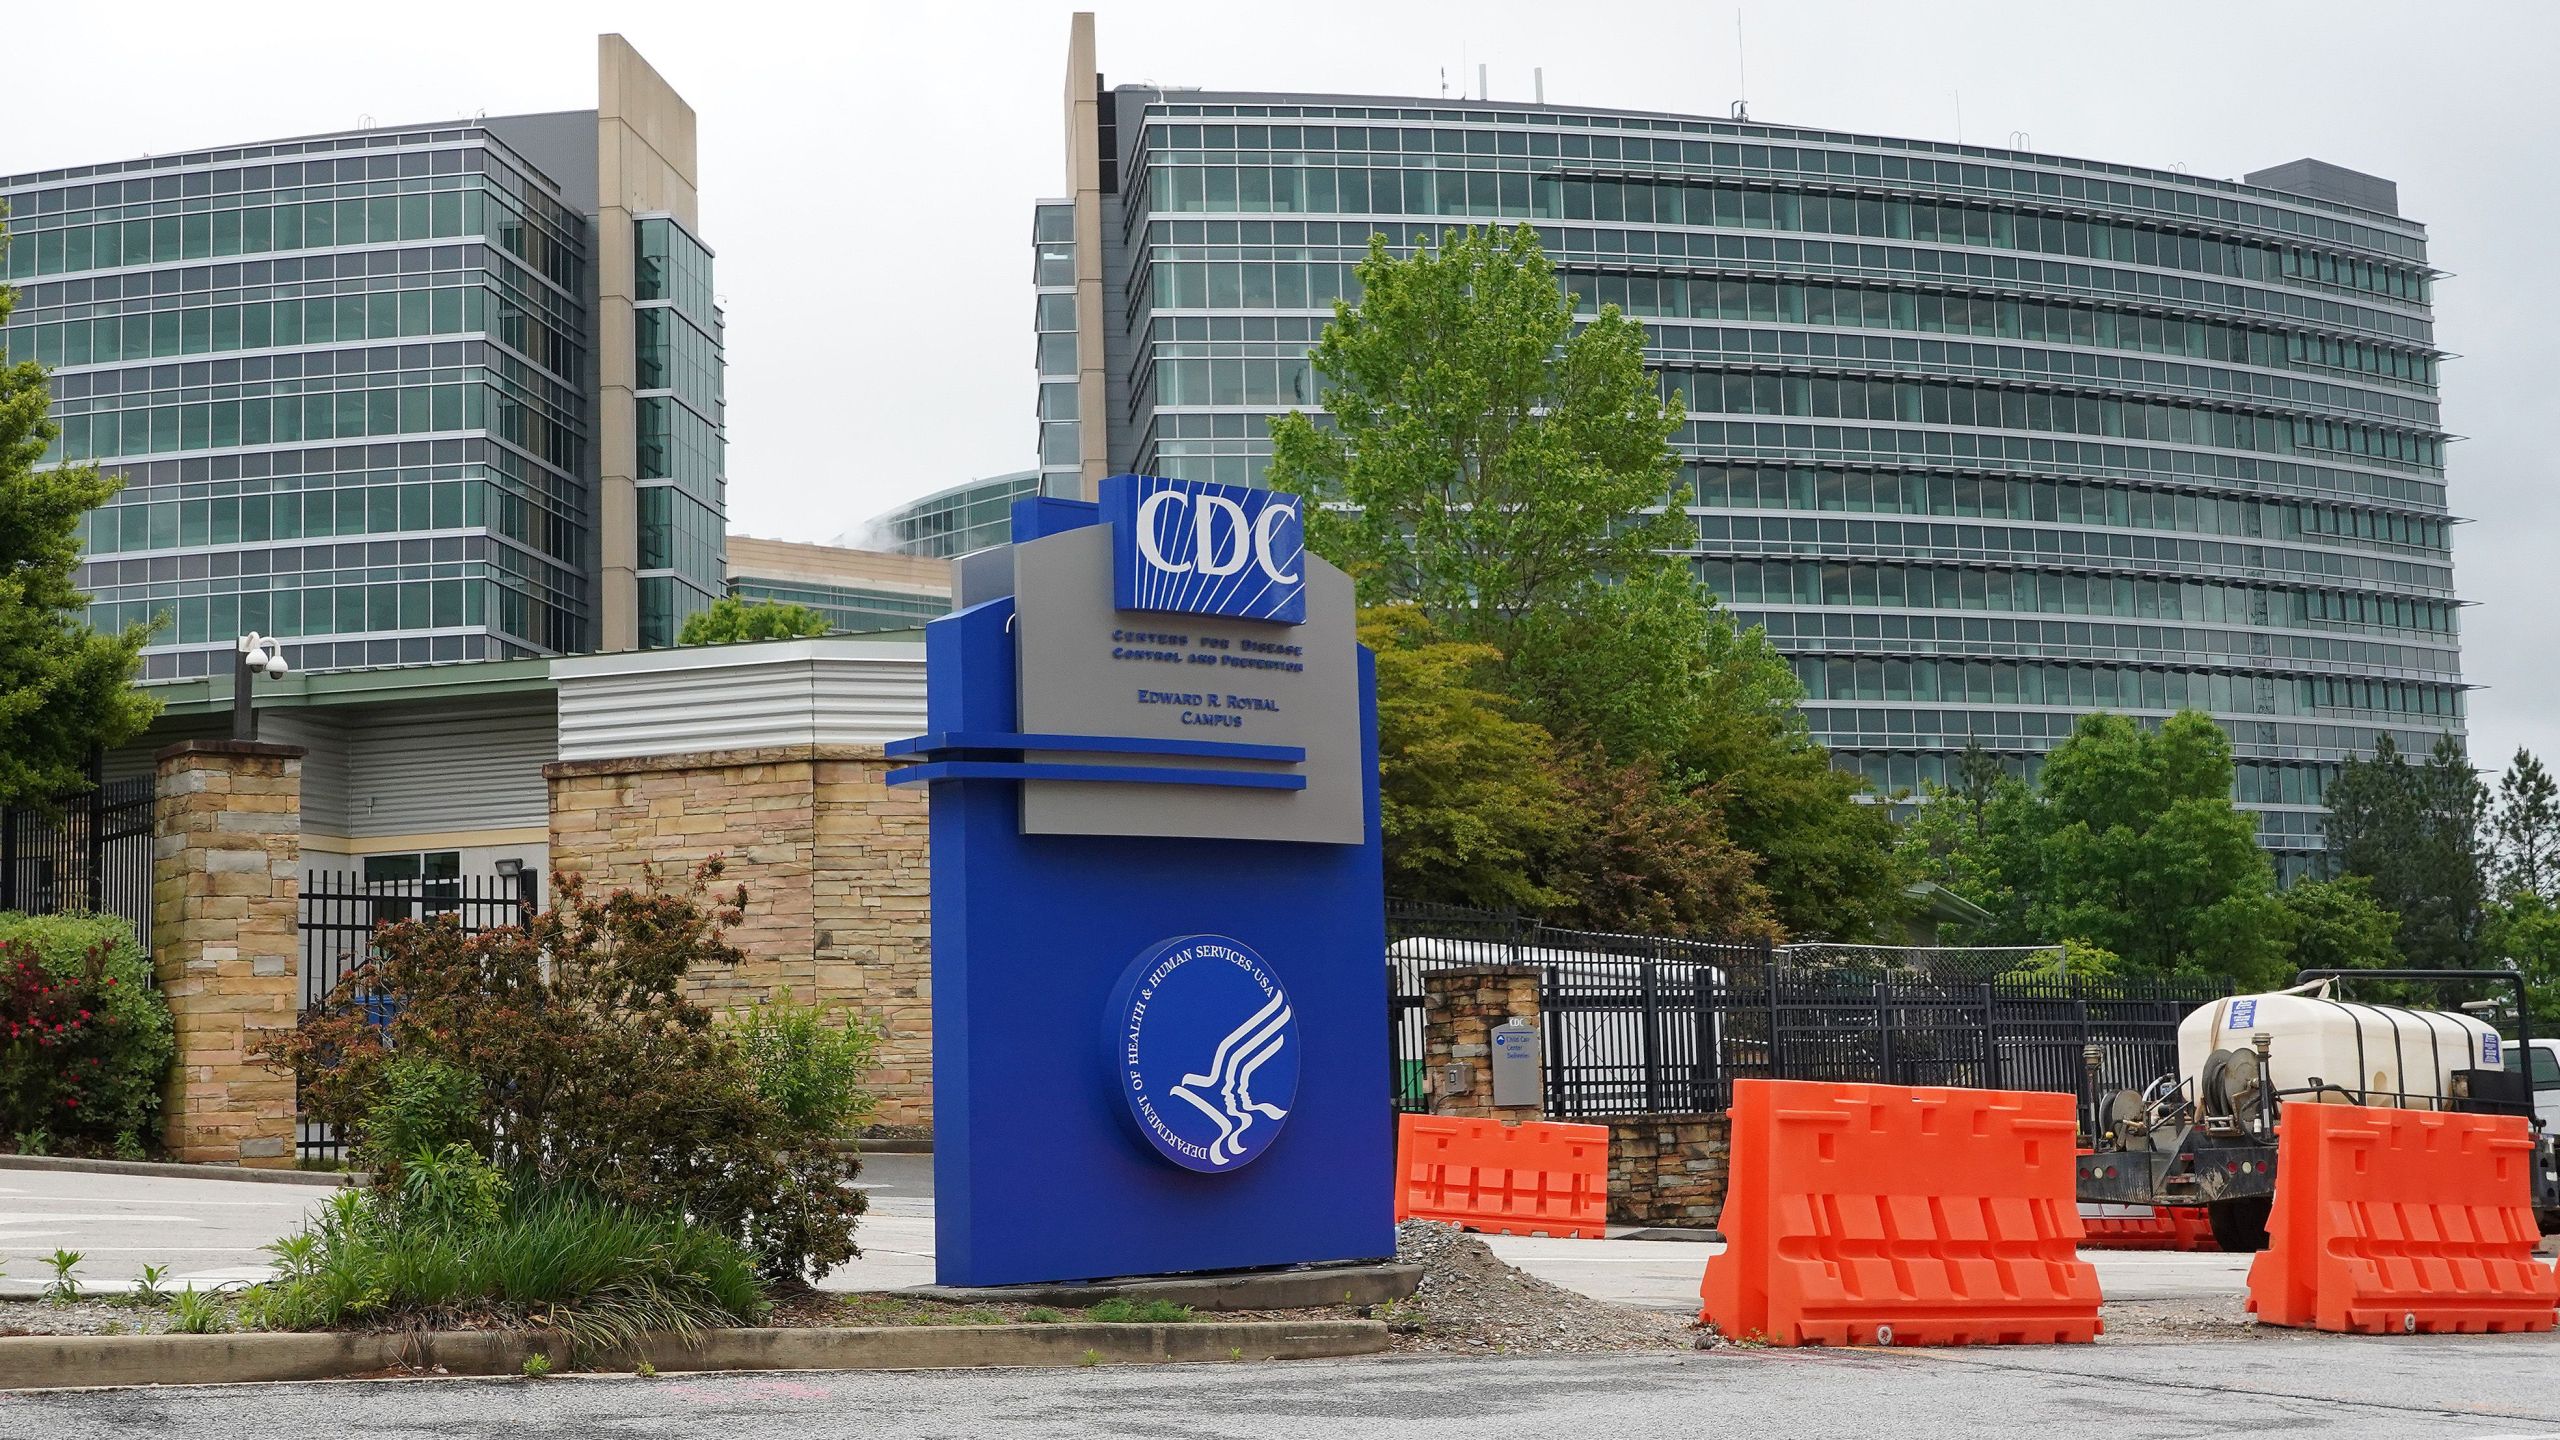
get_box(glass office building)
[1049,23,2462,871]
[859,471,1043,559]
[633,215,728,647]
[0,37,722,677]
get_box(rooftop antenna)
[1479,63,1488,102]
[1733,10,1748,120]
[1534,67,1545,104]
[1439,66,1448,99]
[1954,90,1963,145]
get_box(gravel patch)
[1384,1220,1696,1355]
[2098,1295,2297,1344]
[0,1297,194,1337]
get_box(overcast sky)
[7,1,2553,773]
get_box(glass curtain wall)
[0,124,593,677]
[632,214,727,647]
[1081,95,2461,871]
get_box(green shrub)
[358,1056,482,1166]
[42,1248,83,1306]
[237,1182,766,1361]
[733,995,878,1141]
[390,1144,509,1233]
[260,863,871,1285]
[0,914,172,1156]
[129,1263,171,1307]
[170,1287,226,1334]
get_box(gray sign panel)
[1012,523,1361,844]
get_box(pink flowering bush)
[0,915,172,1156]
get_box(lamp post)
[231,632,291,741]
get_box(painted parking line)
[0,1209,208,1219]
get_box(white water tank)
[2178,987,2502,1110]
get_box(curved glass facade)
[1063,84,2463,870]
[859,471,1041,559]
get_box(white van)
[2517,1038,2560,1132]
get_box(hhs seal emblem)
[1106,935,1299,1172]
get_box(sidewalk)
[0,1153,2321,1314]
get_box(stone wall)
[1601,1111,1730,1229]
[545,744,932,1123]
[1419,965,1542,1122]
[151,739,305,1167]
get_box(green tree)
[2325,733,2487,967]
[1898,771,2037,944]
[1268,224,1701,758]
[1362,606,1573,913]
[1950,738,2009,828]
[2027,712,2291,985]
[676,596,834,646]
[1679,619,1905,941]
[2277,874,2403,974]
[2482,893,2560,1031]
[1542,752,1781,942]
[2492,748,2560,899]
[1272,223,1908,939]
[0,225,158,805]
[1907,712,2290,985]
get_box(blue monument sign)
[888,474,1390,1286]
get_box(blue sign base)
[921,596,1393,1286]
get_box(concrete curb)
[0,1320,1388,1391]
[904,1262,1421,1313]
[1616,1227,1724,1244]
[0,1155,369,1188]
[855,1139,932,1155]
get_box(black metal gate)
[0,766,155,959]
[1387,901,2221,1121]
[295,871,526,1161]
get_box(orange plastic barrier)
[2078,1203,2214,1252]
[1701,1078,2102,1346]
[2246,1103,2559,1334]
[1394,1113,1608,1239]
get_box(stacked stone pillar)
[151,740,304,1167]
[1419,964,1544,1123]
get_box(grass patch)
[236,1167,766,1363]
[1086,1298,1194,1324]
[824,1295,1013,1327]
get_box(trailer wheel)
[2208,1195,2272,1253]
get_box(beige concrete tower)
[595,36,702,650]
[1061,13,1111,498]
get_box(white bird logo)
[1168,989,1293,1166]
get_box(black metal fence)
[1387,901,2222,1120]
[296,871,529,1160]
[0,769,155,959]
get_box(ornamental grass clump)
[236,1149,766,1362]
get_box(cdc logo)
[1100,473,1307,624]
[1105,934,1299,1173]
